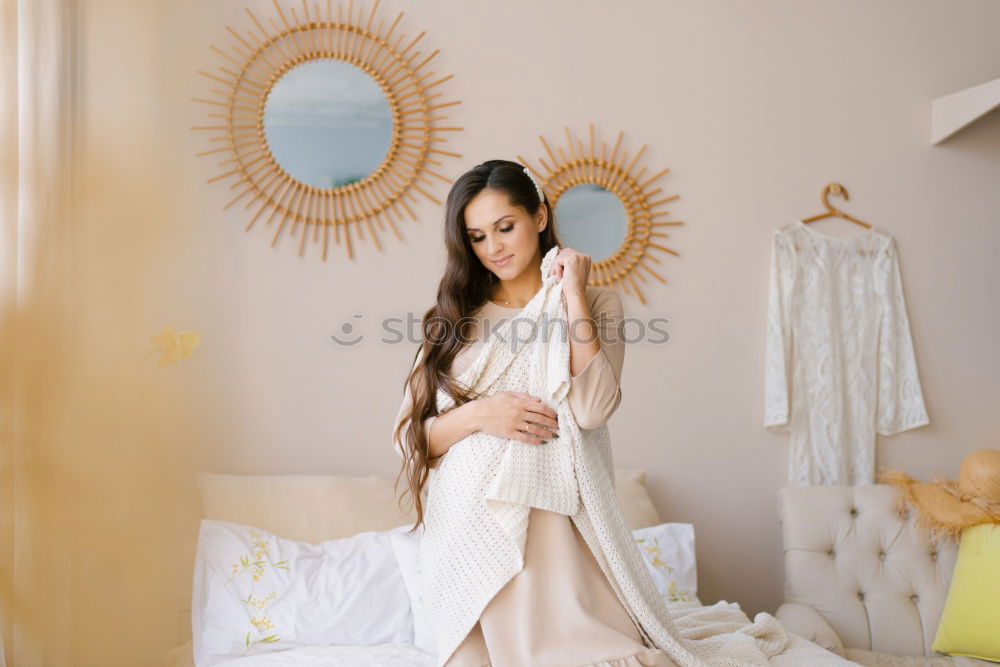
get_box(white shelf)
[931,75,1000,144]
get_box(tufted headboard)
[777,484,959,657]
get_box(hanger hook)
[822,182,849,213]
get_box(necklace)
[491,286,539,307]
[490,287,510,306]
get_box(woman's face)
[463,187,546,281]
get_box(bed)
[166,606,859,667]
[166,625,859,667]
[164,471,860,667]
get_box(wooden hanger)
[800,183,872,228]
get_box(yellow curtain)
[2,0,206,659]
[2,0,78,664]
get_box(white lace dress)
[764,220,930,486]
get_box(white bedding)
[215,642,435,666]
[167,603,861,667]
[169,633,856,666]
[665,600,861,666]
[773,634,861,666]
[166,608,860,667]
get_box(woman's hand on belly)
[471,391,559,446]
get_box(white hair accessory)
[523,167,546,204]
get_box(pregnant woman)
[391,159,679,667]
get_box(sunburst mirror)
[191,0,463,260]
[517,124,683,304]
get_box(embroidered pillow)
[632,522,698,603]
[191,519,414,666]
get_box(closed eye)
[470,223,514,243]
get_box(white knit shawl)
[420,246,797,667]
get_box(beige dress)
[393,286,678,667]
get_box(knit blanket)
[420,246,840,667]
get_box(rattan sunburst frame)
[191,0,463,260]
[517,124,683,304]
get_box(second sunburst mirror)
[191,0,463,260]
[518,124,683,304]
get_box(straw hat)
[878,449,1000,543]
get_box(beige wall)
[19,0,1000,663]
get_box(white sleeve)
[874,238,929,436]
[764,231,795,430]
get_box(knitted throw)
[420,246,797,667]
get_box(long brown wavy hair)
[393,159,562,535]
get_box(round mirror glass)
[554,184,628,262]
[263,59,393,189]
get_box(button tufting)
[849,508,858,517]
[930,552,938,561]
[911,594,919,603]
[828,548,835,557]
[878,551,885,560]
[857,591,864,601]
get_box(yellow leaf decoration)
[634,536,693,602]
[667,580,694,602]
[229,528,288,655]
[151,326,200,367]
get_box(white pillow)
[632,521,698,603]
[389,526,436,656]
[191,519,414,667]
[389,520,697,657]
